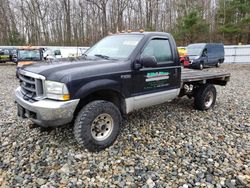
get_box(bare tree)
[0,0,249,46]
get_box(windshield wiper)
[94,54,110,60]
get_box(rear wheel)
[194,84,216,110]
[74,100,121,152]
[216,60,221,67]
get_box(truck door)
[206,45,217,65]
[202,47,209,66]
[131,37,181,110]
[206,45,213,65]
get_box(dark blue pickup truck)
[15,32,230,151]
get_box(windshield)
[187,45,205,56]
[85,35,144,59]
[18,50,41,61]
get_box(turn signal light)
[63,94,70,101]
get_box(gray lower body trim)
[125,89,180,113]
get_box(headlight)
[45,81,70,100]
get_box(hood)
[18,61,35,67]
[23,58,128,82]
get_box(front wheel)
[194,84,217,110]
[199,62,204,70]
[74,100,122,152]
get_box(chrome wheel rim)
[91,113,114,141]
[205,91,214,108]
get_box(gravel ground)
[0,64,249,188]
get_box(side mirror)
[140,56,157,68]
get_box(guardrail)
[224,45,250,64]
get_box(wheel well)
[74,89,126,117]
[219,59,224,63]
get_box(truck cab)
[15,46,44,77]
[14,32,230,151]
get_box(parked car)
[177,47,190,68]
[0,49,10,63]
[15,46,45,77]
[0,48,17,63]
[44,48,63,60]
[15,32,230,151]
[187,43,225,70]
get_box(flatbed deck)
[181,68,230,85]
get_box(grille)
[19,70,45,100]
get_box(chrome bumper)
[15,87,79,127]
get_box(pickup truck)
[15,46,44,78]
[15,32,230,151]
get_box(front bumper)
[189,60,200,68]
[15,87,79,127]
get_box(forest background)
[0,0,249,46]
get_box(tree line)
[0,0,249,46]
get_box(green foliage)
[216,0,250,43]
[8,31,25,45]
[219,25,239,34]
[174,11,209,45]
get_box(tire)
[199,62,204,70]
[216,60,221,67]
[74,100,122,152]
[194,84,217,111]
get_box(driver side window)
[203,48,208,56]
[141,38,173,63]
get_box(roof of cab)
[110,31,172,37]
[18,46,43,50]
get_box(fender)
[72,79,123,99]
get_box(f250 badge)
[146,72,169,82]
